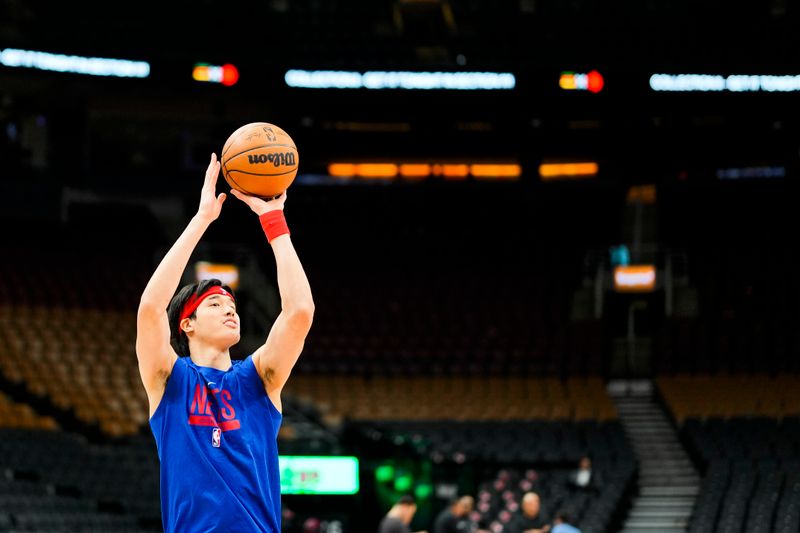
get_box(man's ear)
[180,317,194,334]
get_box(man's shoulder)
[553,524,581,533]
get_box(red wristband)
[260,210,290,243]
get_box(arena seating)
[658,374,800,424]
[287,375,617,424]
[292,184,615,379]
[299,269,604,377]
[0,429,161,532]
[659,375,800,532]
[0,304,147,437]
[0,390,58,431]
[362,419,628,466]
[473,465,634,533]
[683,424,800,533]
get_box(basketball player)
[136,153,314,532]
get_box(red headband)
[180,286,235,323]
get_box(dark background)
[2,1,800,532]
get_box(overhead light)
[399,164,431,178]
[539,162,598,180]
[470,164,521,179]
[328,162,521,180]
[328,163,398,179]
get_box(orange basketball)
[220,122,299,199]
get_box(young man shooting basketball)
[136,153,314,532]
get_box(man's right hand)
[196,153,226,223]
[230,189,287,216]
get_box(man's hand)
[230,189,287,216]
[196,153,226,222]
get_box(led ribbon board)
[0,48,149,78]
[650,74,800,92]
[284,70,516,90]
[328,162,521,180]
[279,456,359,495]
[539,162,599,181]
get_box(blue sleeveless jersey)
[149,355,283,533]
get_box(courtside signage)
[279,456,359,495]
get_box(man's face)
[456,498,474,516]
[402,504,417,524]
[522,494,540,517]
[185,294,240,347]
[580,457,591,470]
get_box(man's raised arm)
[136,154,226,413]
[231,190,314,411]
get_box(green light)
[415,483,432,499]
[394,474,413,492]
[376,465,395,483]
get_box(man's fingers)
[230,189,251,204]
[204,153,218,182]
[210,161,221,184]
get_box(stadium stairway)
[610,381,699,533]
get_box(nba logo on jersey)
[212,427,221,448]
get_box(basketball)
[220,122,299,199]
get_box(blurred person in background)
[551,512,581,533]
[567,456,601,492]
[378,495,428,533]
[434,495,475,533]
[508,492,550,533]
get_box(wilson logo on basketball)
[247,152,296,167]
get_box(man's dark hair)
[397,495,416,506]
[167,279,236,356]
[554,511,571,524]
